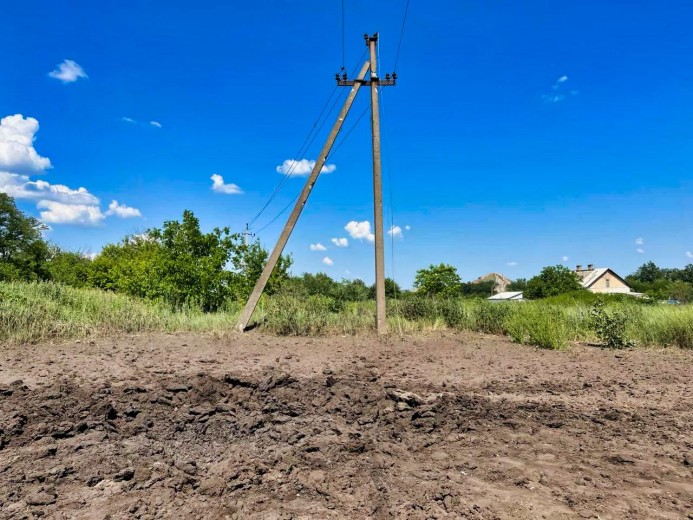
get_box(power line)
[341,0,346,70]
[250,49,368,232]
[255,98,371,236]
[247,85,341,227]
[327,102,370,159]
[379,88,397,289]
[393,0,410,73]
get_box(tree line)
[2,193,692,308]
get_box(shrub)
[474,302,511,334]
[589,301,634,349]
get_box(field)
[1,332,691,519]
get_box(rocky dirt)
[0,332,691,519]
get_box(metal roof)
[487,291,523,300]
[576,268,610,288]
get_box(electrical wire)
[393,0,410,73]
[254,99,370,236]
[379,87,398,295]
[251,49,368,233]
[341,0,346,70]
[246,85,341,227]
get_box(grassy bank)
[1,282,691,349]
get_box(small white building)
[487,291,524,301]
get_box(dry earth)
[0,332,691,519]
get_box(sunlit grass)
[1,282,691,349]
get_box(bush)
[474,302,511,334]
[589,301,634,349]
[392,297,438,321]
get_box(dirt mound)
[0,333,691,519]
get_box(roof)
[475,272,512,285]
[576,268,630,289]
[487,291,523,300]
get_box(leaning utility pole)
[236,34,396,333]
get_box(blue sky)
[2,0,692,287]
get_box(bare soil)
[0,332,691,519]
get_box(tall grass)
[0,281,239,344]
[1,282,691,349]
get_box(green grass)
[0,281,239,344]
[1,281,691,350]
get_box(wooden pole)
[236,60,371,332]
[369,34,388,334]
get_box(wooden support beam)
[235,60,371,332]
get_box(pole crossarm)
[235,60,372,332]
[335,78,397,87]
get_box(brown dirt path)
[1,332,691,519]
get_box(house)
[487,291,524,301]
[574,264,634,294]
[474,272,513,293]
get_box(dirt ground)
[0,332,691,520]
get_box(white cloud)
[106,200,141,218]
[507,261,518,267]
[322,256,334,266]
[331,237,349,247]
[210,173,243,194]
[405,225,411,231]
[0,172,99,205]
[37,200,105,225]
[635,237,644,245]
[345,220,374,243]
[1,113,143,226]
[310,243,327,251]
[562,256,569,262]
[276,159,336,177]
[48,59,88,83]
[149,121,162,128]
[637,248,645,254]
[686,251,693,259]
[542,94,566,104]
[542,75,578,103]
[0,115,52,173]
[387,225,403,239]
[121,117,136,124]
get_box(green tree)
[229,239,292,300]
[369,277,402,299]
[46,247,93,287]
[669,280,693,303]
[631,261,662,283]
[0,193,50,281]
[90,210,284,311]
[460,280,496,298]
[338,278,371,301]
[413,263,462,298]
[507,278,528,291]
[524,265,583,299]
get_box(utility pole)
[242,223,255,246]
[235,34,396,333]
[236,60,372,332]
[368,33,387,334]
